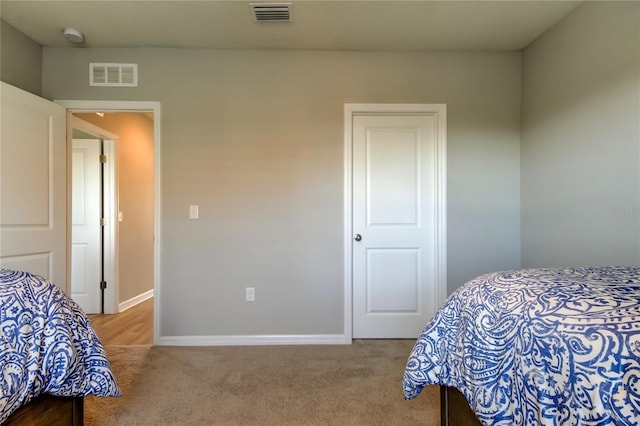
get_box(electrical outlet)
[245,287,255,302]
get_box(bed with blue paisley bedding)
[403,266,640,426]
[0,268,121,424]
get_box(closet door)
[348,104,447,338]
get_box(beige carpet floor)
[85,340,440,425]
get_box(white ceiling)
[1,0,582,52]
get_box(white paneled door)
[71,139,102,314]
[351,108,446,338]
[0,82,67,289]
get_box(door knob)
[354,234,362,242]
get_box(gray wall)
[1,20,42,96]
[42,48,521,337]
[521,1,640,267]
[5,0,637,339]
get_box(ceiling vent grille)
[250,3,292,22]
[90,63,138,87]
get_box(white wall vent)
[250,3,292,22]
[90,63,138,87]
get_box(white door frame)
[71,116,118,314]
[343,103,447,342]
[58,100,161,345]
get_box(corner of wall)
[1,20,43,96]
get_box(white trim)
[433,107,448,308]
[119,288,154,312]
[71,117,120,314]
[56,100,161,346]
[159,334,349,347]
[343,106,354,342]
[102,139,119,313]
[343,103,448,340]
[57,100,160,113]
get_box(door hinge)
[100,154,107,163]
[100,217,107,227]
[100,281,107,290]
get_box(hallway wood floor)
[90,298,153,346]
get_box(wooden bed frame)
[4,395,83,425]
[441,386,482,426]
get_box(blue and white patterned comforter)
[403,266,640,425]
[0,269,121,423]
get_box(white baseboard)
[158,334,350,346]
[119,288,154,312]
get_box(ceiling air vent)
[250,3,292,22]
[90,63,138,87]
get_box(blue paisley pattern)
[403,267,640,426]
[0,269,121,423]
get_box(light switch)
[189,205,199,220]
[118,211,124,222]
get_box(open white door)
[0,82,67,290]
[70,116,119,314]
[347,104,447,339]
[71,138,102,313]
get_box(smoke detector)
[63,27,84,44]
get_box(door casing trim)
[57,100,161,345]
[343,103,448,342]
